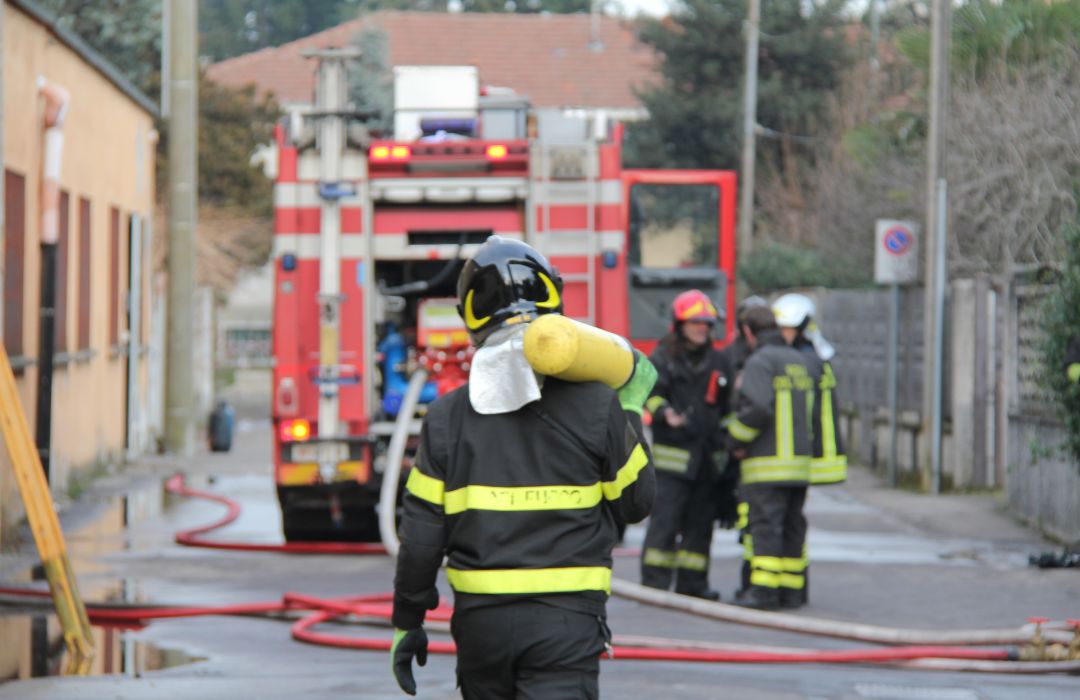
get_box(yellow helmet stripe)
[463,289,492,330]
[535,272,561,309]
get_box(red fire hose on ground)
[2,473,1077,674]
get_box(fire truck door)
[622,171,737,343]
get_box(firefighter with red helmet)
[391,236,657,698]
[639,289,733,600]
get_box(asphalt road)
[1,421,1077,699]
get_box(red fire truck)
[270,55,737,541]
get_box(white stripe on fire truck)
[539,180,623,206]
[274,182,364,208]
[272,231,625,260]
[295,152,367,181]
[274,178,623,208]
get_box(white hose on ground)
[610,578,1072,647]
[378,369,429,558]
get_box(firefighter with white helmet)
[639,290,734,601]
[772,292,847,487]
[391,236,658,698]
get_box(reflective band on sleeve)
[643,547,678,568]
[1069,363,1080,383]
[652,444,691,473]
[446,566,612,595]
[675,550,709,572]
[602,444,649,500]
[645,396,667,414]
[740,456,810,484]
[742,534,754,562]
[728,418,761,443]
[405,468,445,506]
[444,482,603,514]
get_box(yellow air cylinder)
[523,314,635,389]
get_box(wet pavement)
[0,420,1078,698]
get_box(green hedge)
[1037,223,1080,467]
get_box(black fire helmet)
[456,236,564,346]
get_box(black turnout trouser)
[451,600,607,700]
[640,468,717,595]
[743,485,808,598]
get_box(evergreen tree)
[625,0,849,170]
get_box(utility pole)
[738,0,761,258]
[165,0,198,455]
[922,0,951,493]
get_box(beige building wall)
[1,2,156,538]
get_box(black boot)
[734,586,779,611]
[779,589,803,610]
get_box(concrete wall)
[0,3,157,538]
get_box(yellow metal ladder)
[0,344,94,674]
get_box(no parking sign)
[874,220,920,285]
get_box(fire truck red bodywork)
[270,119,737,540]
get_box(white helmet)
[772,293,816,329]
[773,293,837,361]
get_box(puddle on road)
[0,477,208,681]
[0,612,204,680]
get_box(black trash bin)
[208,400,236,453]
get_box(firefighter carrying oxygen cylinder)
[640,290,733,601]
[391,235,658,698]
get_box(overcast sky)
[610,0,673,15]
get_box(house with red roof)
[207,10,658,120]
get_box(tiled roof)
[206,10,657,110]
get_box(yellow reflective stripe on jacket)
[775,383,794,460]
[810,455,848,484]
[740,456,810,484]
[1069,363,1080,383]
[728,418,761,443]
[602,444,649,500]
[645,395,667,414]
[444,482,603,514]
[405,468,445,506]
[652,444,690,473]
[446,566,612,595]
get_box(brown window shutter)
[78,197,92,350]
[56,190,70,353]
[3,170,26,356]
[109,206,120,347]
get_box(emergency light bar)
[367,140,529,176]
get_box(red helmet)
[672,289,719,324]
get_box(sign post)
[874,220,920,487]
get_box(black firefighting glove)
[391,627,428,696]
